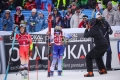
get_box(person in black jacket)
[84,18,108,77]
[96,12,113,70]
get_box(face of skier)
[20,27,25,33]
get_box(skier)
[47,26,72,76]
[12,23,33,79]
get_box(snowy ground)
[0,70,120,80]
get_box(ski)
[4,27,18,80]
[47,3,52,77]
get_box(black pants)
[86,44,108,72]
[106,44,112,69]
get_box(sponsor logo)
[114,31,120,38]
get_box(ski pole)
[4,27,18,80]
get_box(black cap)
[53,7,58,11]
[88,18,96,26]
[83,15,88,18]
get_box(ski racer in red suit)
[15,24,33,79]
[47,26,72,76]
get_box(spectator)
[88,0,97,9]
[27,8,38,32]
[0,0,6,18]
[24,0,36,10]
[35,11,47,32]
[102,1,116,26]
[56,0,67,10]
[78,15,88,28]
[114,3,120,26]
[97,0,103,10]
[102,0,111,9]
[6,0,15,10]
[64,6,73,28]
[52,7,62,28]
[71,2,77,14]
[70,7,84,28]
[14,6,24,26]
[111,0,118,10]
[96,12,113,71]
[2,10,13,31]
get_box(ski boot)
[58,71,62,76]
[24,70,28,79]
[50,71,54,76]
[20,70,25,79]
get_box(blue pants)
[53,44,64,58]
[50,44,64,71]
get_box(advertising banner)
[3,33,96,72]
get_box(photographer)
[84,18,108,77]
[78,15,88,28]
[96,12,113,71]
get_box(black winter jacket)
[84,25,108,46]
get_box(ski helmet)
[19,24,26,32]
[54,26,62,33]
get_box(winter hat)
[88,18,96,26]
[107,1,112,7]
[5,10,11,13]
[38,10,43,14]
[31,8,37,13]
[72,2,76,6]
[53,7,58,11]
[96,12,102,18]
[16,6,22,11]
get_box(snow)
[0,70,120,80]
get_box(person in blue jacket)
[35,11,47,32]
[27,8,38,32]
[2,10,13,31]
